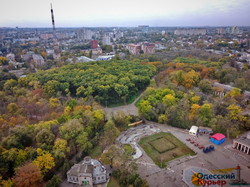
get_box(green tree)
[234,78,248,91]
[167,98,190,129]
[114,84,129,103]
[35,129,55,146]
[53,138,69,159]
[138,100,153,119]
[43,80,61,97]
[76,86,86,97]
[45,175,61,187]
[2,127,33,149]
[59,119,84,142]
[3,148,28,169]
[198,104,213,126]
[101,45,113,53]
[225,88,241,98]
[3,79,17,93]
[158,114,168,124]
[227,104,246,122]
[100,145,122,167]
[66,99,77,109]
[198,79,212,93]
[190,96,200,105]
[100,120,120,150]
[162,94,176,107]
[76,132,92,152]
[49,98,60,109]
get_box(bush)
[112,169,148,187]
[45,175,61,187]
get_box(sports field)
[139,132,195,168]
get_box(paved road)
[103,92,143,118]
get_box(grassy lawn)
[139,132,195,168]
[107,176,121,187]
[122,144,135,156]
[149,137,176,153]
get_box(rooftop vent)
[83,156,91,164]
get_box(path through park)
[103,92,143,118]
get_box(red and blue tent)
[210,133,226,145]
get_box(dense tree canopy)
[0,94,107,183]
[22,60,156,105]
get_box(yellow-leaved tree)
[33,148,55,176]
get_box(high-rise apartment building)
[102,35,111,45]
[77,29,94,41]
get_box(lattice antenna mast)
[50,3,56,39]
[50,3,60,58]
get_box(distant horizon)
[1,25,250,29]
[1,0,249,28]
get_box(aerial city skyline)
[0,0,250,27]
[0,0,250,186]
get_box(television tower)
[50,3,60,59]
[50,3,56,39]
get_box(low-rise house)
[32,54,45,66]
[46,49,54,56]
[21,52,45,67]
[21,51,34,62]
[6,53,15,61]
[67,156,109,186]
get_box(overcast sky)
[0,0,250,27]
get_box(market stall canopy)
[211,133,225,140]
[210,133,226,145]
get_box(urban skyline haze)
[0,0,250,27]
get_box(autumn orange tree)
[13,163,42,187]
[171,70,200,89]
